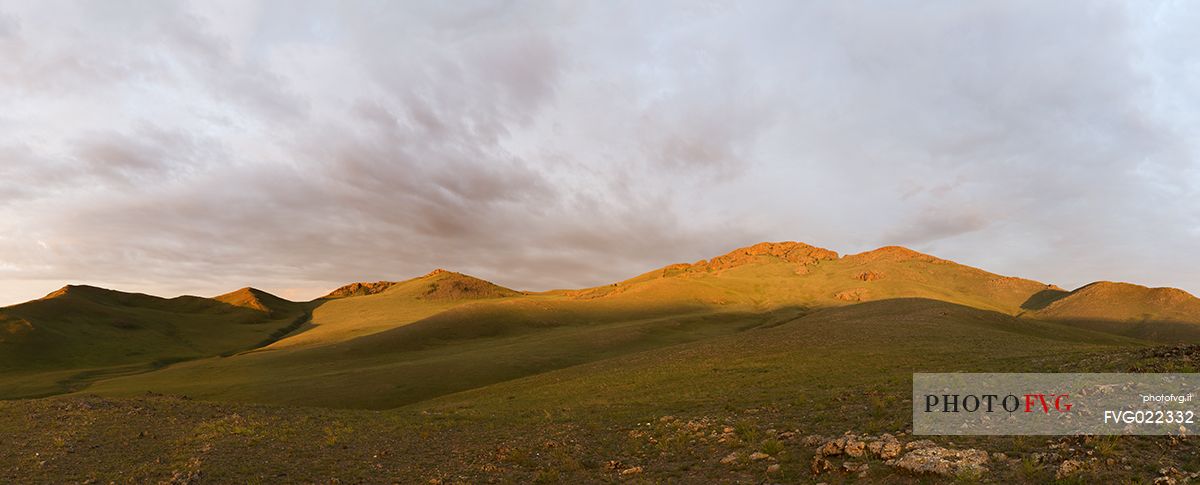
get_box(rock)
[844,438,866,457]
[720,452,739,465]
[325,281,396,298]
[620,466,643,476]
[802,435,825,447]
[867,433,902,459]
[834,287,870,302]
[843,461,869,473]
[904,439,936,450]
[855,270,884,281]
[1155,467,1185,485]
[811,456,833,475]
[892,446,989,478]
[749,451,770,461]
[816,434,865,457]
[699,242,839,273]
[991,452,1008,462]
[766,464,781,474]
[1056,460,1084,480]
[879,440,902,459]
[816,439,843,457]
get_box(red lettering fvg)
[1022,393,1072,413]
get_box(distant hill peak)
[419,271,519,300]
[696,241,839,271]
[1072,281,1197,302]
[325,281,398,299]
[324,270,519,301]
[846,246,944,263]
[213,287,290,313]
[41,284,118,301]
[42,286,75,300]
[1032,280,1200,323]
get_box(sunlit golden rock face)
[325,281,398,299]
[696,241,840,272]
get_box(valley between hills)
[2,241,1199,483]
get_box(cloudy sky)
[1,0,1198,305]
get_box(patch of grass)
[734,419,760,444]
[760,438,785,456]
[322,422,353,446]
[533,468,560,483]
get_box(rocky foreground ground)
[2,345,1198,484]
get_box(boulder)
[892,446,989,478]
[811,456,833,475]
[867,433,902,459]
[1056,459,1083,480]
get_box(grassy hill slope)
[10,241,1200,409]
[265,269,522,349]
[563,242,1055,315]
[3,300,1180,484]
[418,298,1142,424]
[76,242,1133,409]
[0,285,305,399]
[83,297,797,409]
[1028,281,1200,341]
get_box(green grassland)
[2,241,1200,483]
[2,301,1195,483]
[0,286,306,399]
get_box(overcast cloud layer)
[1,0,1198,305]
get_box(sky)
[1,0,1198,305]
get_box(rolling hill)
[265,269,523,349]
[2,241,1199,483]
[1026,281,1200,341]
[561,242,1055,314]
[5,241,1200,408]
[52,241,1200,410]
[0,285,305,399]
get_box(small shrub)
[735,420,760,443]
[760,438,785,456]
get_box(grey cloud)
[0,0,1197,306]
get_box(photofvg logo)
[924,392,1072,414]
[913,374,1200,436]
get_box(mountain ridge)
[15,242,1194,312]
[6,239,1200,409]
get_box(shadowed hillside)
[7,241,1200,409]
[1032,281,1200,322]
[267,269,522,349]
[1028,281,1200,341]
[0,286,305,399]
[2,242,1198,483]
[213,287,299,317]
